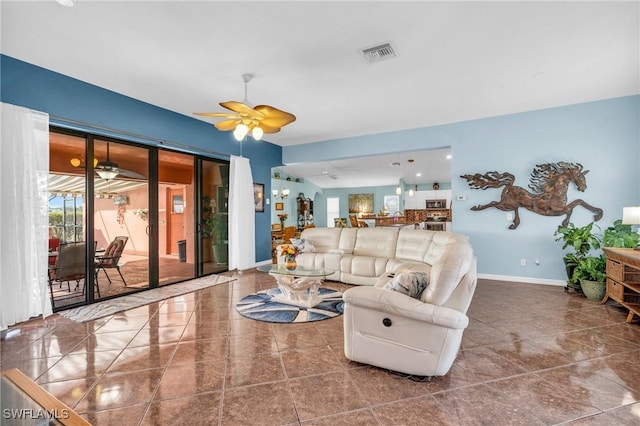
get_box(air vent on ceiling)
[360,42,397,64]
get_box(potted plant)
[572,254,606,300]
[603,219,640,248]
[554,222,601,290]
[207,213,228,264]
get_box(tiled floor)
[2,271,640,425]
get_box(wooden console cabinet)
[602,247,640,323]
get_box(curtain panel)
[1,103,52,330]
[228,155,255,270]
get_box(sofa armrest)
[343,286,469,329]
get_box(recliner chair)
[342,241,477,377]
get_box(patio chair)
[49,241,87,294]
[95,236,128,286]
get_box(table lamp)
[622,206,640,250]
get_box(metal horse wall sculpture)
[461,162,603,229]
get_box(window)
[327,197,340,228]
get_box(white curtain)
[1,103,52,330]
[228,155,256,270]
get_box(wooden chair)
[334,218,348,228]
[95,236,128,287]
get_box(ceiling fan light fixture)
[251,126,264,140]
[233,123,249,141]
[96,160,119,180]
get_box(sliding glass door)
[48,128,229,311]
[93,139,150,300]
[199,160,229,276]
[157,150,197,286]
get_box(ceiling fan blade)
[220,101,264,118]
[254,105,296,127]
[193,112,239,119]
[116,169,146,180]
[214,119,241,131]
[259,123,281,134]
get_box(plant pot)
[580,279,605,301]
[212,243,228,265]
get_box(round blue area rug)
[236,287,344,323]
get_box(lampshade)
[251,126,264,140]
[273,186,289,200]
[233,123,249,141]
[622,206,640,225]
[96,159,119,180]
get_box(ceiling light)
[446,154,452,160]
[96,161,119,180]
[251,126,264,140]
[416,172,422,177]
[56,0,76,6]
[96,143,119,180]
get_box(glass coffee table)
[257,264,335,308]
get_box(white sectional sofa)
[279,226,477,377]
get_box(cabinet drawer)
[606,278,624,300]
[606,259,624,281]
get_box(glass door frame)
[49,127,229,312]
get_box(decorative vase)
[280,220,286,229]
[285,258,297,271]
[580,279,606,301]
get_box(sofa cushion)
[383,271,429,299]
[353,228,398,258]
[300,227,342,253]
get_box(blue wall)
[285,96,640,283]
[1,54,282,263]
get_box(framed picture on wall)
[253,183,265,212]
[275,202,284,211]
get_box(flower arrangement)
[277,213,288,225]
[133,208,149,221]
[279,244,299,261]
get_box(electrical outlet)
[520,258,526,267]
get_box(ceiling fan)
[312,163,338,180]
[194,74,296,141]
[70,142,146,180]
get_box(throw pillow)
[290,238,316,253]
[383,271,429,299]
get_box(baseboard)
[478,273,566,287]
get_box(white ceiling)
[2,1,638,187]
